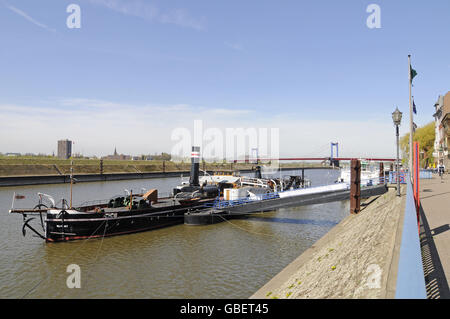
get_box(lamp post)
[392,107,403,196]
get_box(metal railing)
[388,170,433,184]
[395,176,427,299]
[389,171,407,184]
[203,191,280,209]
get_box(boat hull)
[221,184,388,215]
[45,200,212,242]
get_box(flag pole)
[408,54,413,181]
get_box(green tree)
[400,122,435,168]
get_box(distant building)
[57,140,72,159]
[433,92,450,169]
[5,152,21,157]
[432,95,443,160]
[102,147,131,160]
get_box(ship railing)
[207,181,335,209]
[204,191,281,209]
[206,177,387,210]
[76,198,111,208]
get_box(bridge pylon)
[330,142,340,168]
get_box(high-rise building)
[57,140,72,159]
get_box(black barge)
[10,146,219,242]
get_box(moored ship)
[9,147,219,242]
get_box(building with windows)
[433,92,449,169]
[57,140,72,159]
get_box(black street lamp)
[392,107,403,196]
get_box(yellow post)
[129,190,133,210]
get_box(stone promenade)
[419,174,450,299]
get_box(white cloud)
[88,0,205,30]
[0,98,397,160]
[4,3,56,33]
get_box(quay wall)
[251,185,408,299]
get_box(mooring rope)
[81,220,108,296]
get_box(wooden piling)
[379,162,384,184]
[350,159,361,215]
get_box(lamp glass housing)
[392,108,402,126]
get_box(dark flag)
[413,122,418,133]
[410,67,417,83]
[413,98,417,114]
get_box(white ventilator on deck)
[37,192,56,207]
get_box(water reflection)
[247,216,339,227]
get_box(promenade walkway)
[419,174,450,299]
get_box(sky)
[0,0,449,159]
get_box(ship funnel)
[254,165,262,179]
[189,146,200,186]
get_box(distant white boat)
[337,160,381,186]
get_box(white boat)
[337,160,381,186]
[174,168,311,200]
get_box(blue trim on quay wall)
[395,176,427,299]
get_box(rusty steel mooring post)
[350,159,361,215]
[379,162,384,184]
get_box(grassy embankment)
[0,157,324,177]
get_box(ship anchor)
[22,217,46,240]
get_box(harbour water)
[0,169,349,298]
